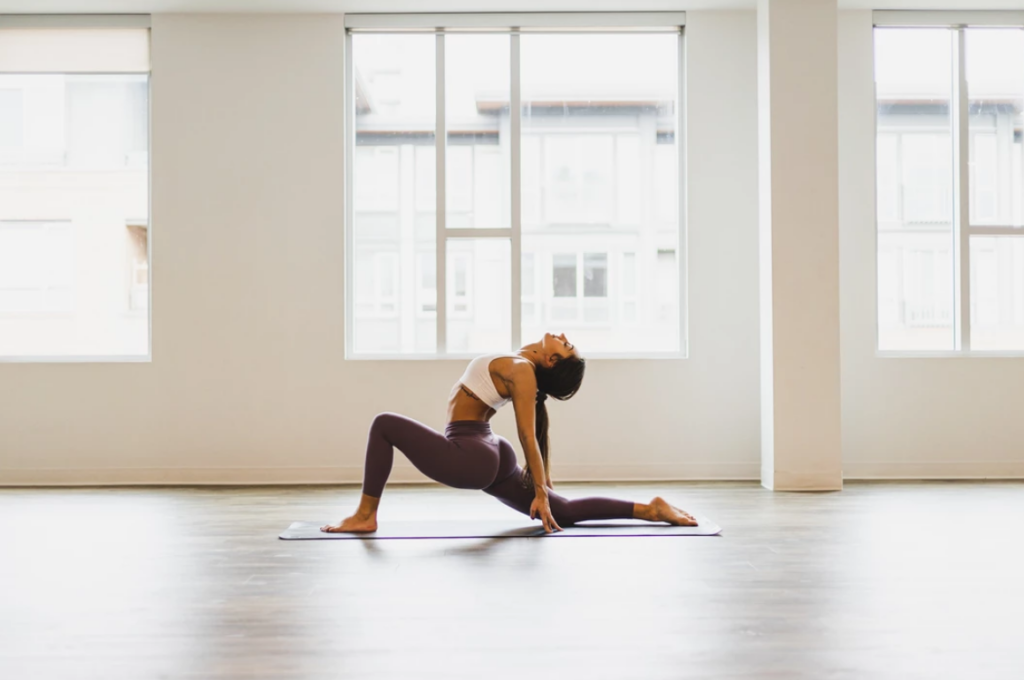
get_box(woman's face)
[541,332,578,365]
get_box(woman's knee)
[369,412,403,439]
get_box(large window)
[0,24,150,359]
[346,14,684,357]
[876,23,1024,352]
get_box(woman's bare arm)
[505,362,561,531]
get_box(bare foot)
[321,515,378,533]
[647,497,698,526]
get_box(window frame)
[874,11,1024,357]
[344,13,687,360]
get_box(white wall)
[839,10,1024,479]
[0,12,762,485]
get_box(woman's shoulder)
[486,353,529,369]
[489,354,535,383]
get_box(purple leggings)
[362,413,635,526]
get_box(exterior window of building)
[583,253,608,298]
[876,24,1024,352]
[348,16,683,356]
[552,254,577,298]
[0,26,150,359]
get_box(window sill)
[876,350,1024,359]
[345,351,687,361]
[0,312,74,319]
[0,354,151,363]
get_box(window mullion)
[435,30,448,355]
[344,31,356,357]
[953,26,971,351]
[677,28,688,356]
[510,31,522,351]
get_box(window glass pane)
[417,252,437,315]
[877,133,899,223]
[966,29,1024,228]
[552,254,577,298]
[522,252,535,297]
[656,250,679,328]
[446,239,510,354]
[875,28,955,351]
[521,33,680,353]
[445,35,510,230]
[616,135,641,225]
[971,236,1024,350]
[352,34,436,354]
[0,73,148,357]
[654,141,677,225]
[522,135,542,226]
[0,89,24,148]
[379,254,397,299]
[446,145,473,215]
[543,135,613,224]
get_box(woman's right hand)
[530,492,563,533]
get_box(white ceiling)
[2,0,1024,14]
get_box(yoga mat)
[279,517,721,540]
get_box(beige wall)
[0,12,762,485]
[838,10,1024,479]
[7,11,1022,485]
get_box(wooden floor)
[2,481,1023,679]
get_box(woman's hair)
[524,354,586,484]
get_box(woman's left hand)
[530,493,563,533]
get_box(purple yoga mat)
[279,517,722,540]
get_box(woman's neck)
[516,343,544,368]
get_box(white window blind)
[0,24,149,73]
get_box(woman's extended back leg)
[482,438,635,526]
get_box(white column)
[758,0,843,490]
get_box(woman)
[322,332,698,534]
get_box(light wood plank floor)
[2,481,1023,680]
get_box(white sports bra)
[457,353,513,410]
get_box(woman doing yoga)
[322,332,698,534]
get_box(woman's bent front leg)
[323,413,502,533]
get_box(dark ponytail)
[524,355,586,484]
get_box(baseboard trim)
[7,461,1022,487]
[766,469,844,491]
[844,460,1024,480]
[0,462,761,487]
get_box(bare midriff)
[445,356,514,424]
[445,384,496,424]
